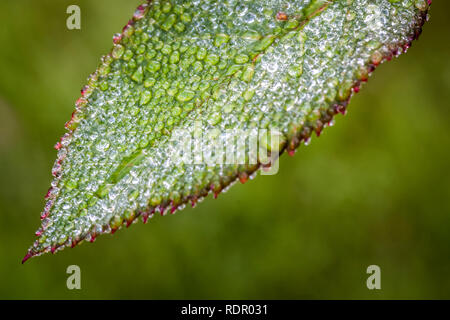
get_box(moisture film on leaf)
[23,0,430,262]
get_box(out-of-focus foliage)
[0,1,449,299]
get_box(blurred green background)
[0,1,449,299]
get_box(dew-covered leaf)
[23,0,430,262]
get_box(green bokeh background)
[0,1,449,299]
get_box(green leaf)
[23,0,430,262]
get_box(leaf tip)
[21,251,33,264]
